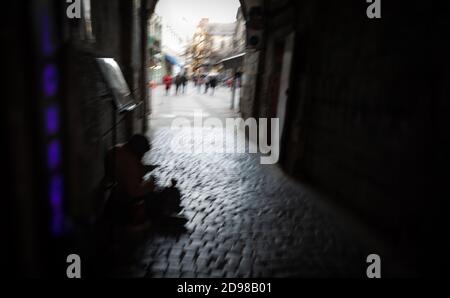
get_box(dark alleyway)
[106,86,401,278]
[3,0,448,280]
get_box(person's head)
[127,134,150,159]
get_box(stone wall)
[246,0,444,272]
[64,0,147,221]
[288,0,431,231]
[239,50,260,119]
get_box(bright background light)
[155,0,241,54]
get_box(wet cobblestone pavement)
[102,86,390,278]
[108,124,377,278]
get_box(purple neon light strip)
[41,10,54,56]
[47,140,61,170]
[45,106,59,135]
[43,64,58,97]
[41,7,65,237]
[50,175,64,236]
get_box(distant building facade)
[148,14,186,82]
[189,18,240,74]
[148,14,164,83]
[208,22,236,60]
[189,18,213,73]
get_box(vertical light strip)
[40,7,65,237]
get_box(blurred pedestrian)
[181,74,188,94]
[204,76,210,94]
[163,74,173,96]
[226,78,233,88]
[209,76,217,96]
[175,74,182,95]
[235,70,243,88]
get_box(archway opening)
[146,0,245,127]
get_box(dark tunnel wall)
[64,0,147,222]
[273,0,445,272]
[1,0,150,275]
[293,1,430,234]
[228,1,448,274]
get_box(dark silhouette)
[204,77,210,94]
[103,134,186,228]
[209,76,217,95]
[181,74,188,93]
[175,74,182,95]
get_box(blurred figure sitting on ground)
[104,134,186,229]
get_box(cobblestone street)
[109,85,385,278]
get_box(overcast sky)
[155,0,241,54]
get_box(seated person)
[105,134,183,226]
